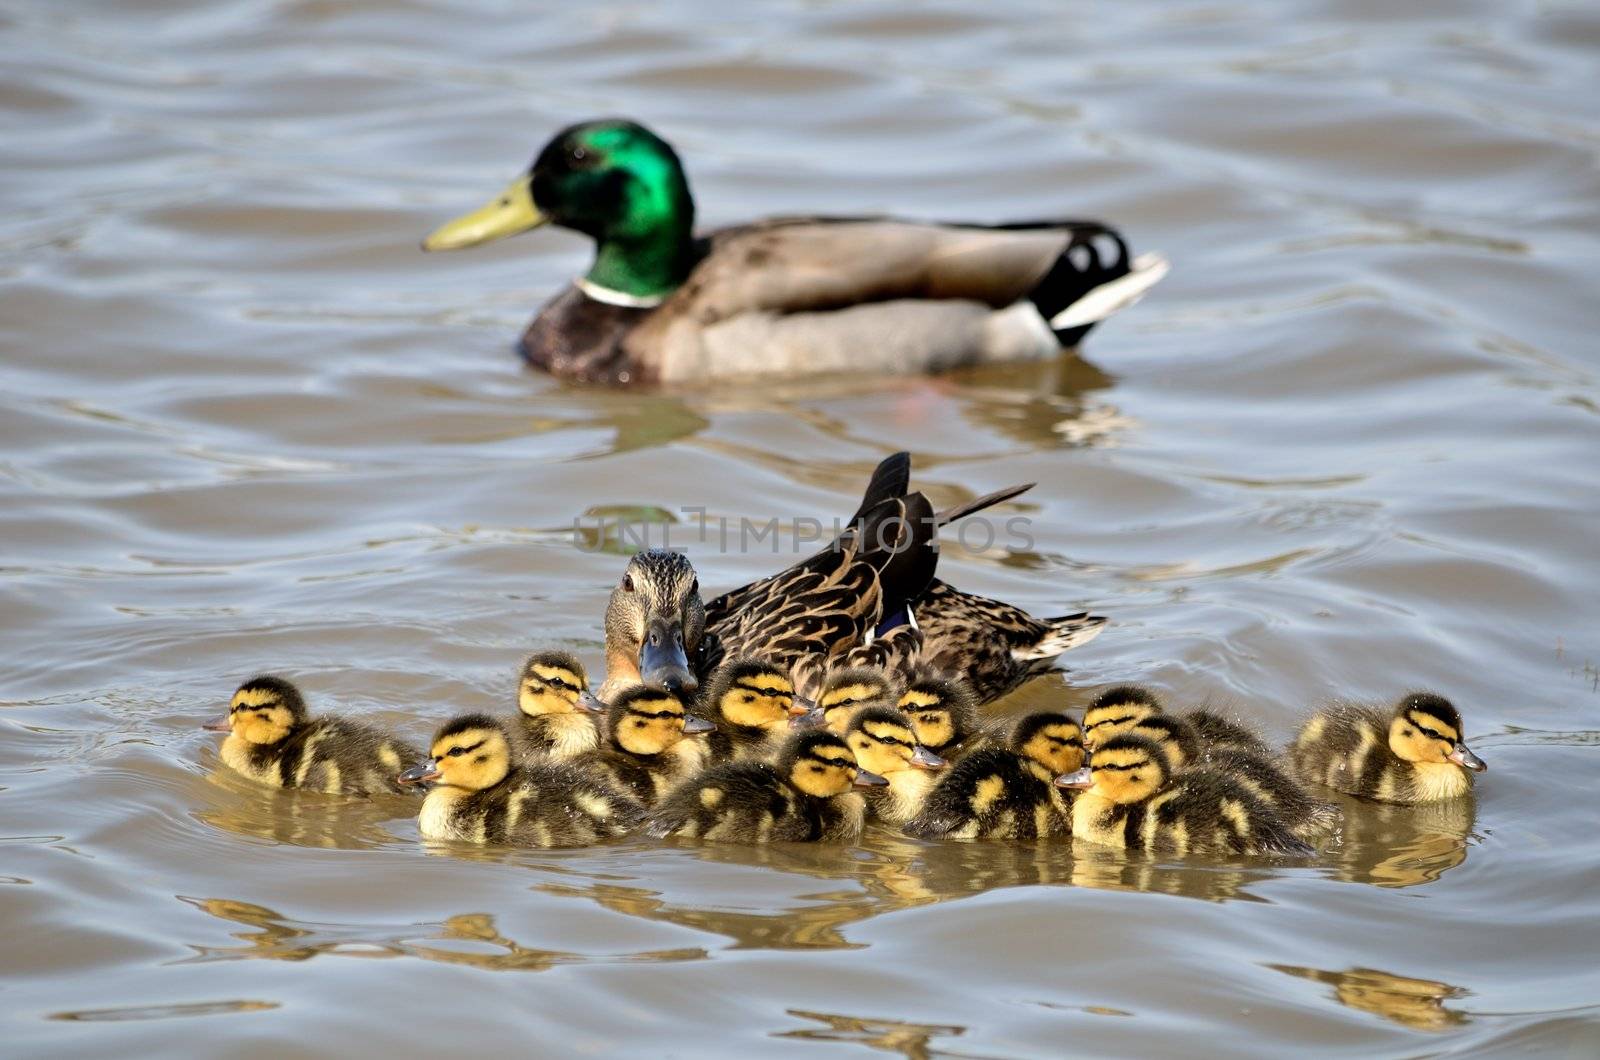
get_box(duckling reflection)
[778,1008,967,1060]
[197,770,411,850]
[1066,844,1271,903]
[1271,964,1470,1031]
[178,897,704,969]
[1326,795,1475,888]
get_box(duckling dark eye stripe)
[1087,714,1135,730]
[1093,762,1144,772]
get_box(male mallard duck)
[845,706,949,825]
[569,686,714,806]
[645,729,886,842]
[906,711,1083,840]
[896,670,978,757]
[204,675,423,796]
[514,650,605,760]
[1056,733,1313,857]
[600,452,1104,705]
[422,118,1168,385]
[699,656,806,763]
[806,666,904,736]
[1289,693,1486,804]
[398,714,643,846]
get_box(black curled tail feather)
[1025,222,1132,346]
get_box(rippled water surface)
[4,0,1600,1054]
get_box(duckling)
[398,714,643,846]
[897,670,978,758]
[845,706,949,825]
[906,712,1083,840]
[809,666,904,736]
[1057,733,1314,857]
[1081,685,1199,769]
[1289,693,1486,804]
[204,675,423,796]
[700,657,805,763]
[569,686,714,805]
[514,650,605,760]
[1187,706,1272,758]
[645,729,887,842]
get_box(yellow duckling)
[204,675,422,796]
[514,650,605,760]
[645,729,887,842]
[906,711,1084,840]
[1289,693,1486,804]
[1057,733,1313,857]
[845,706,949,825]
[807,666,904,736]
[398,714,643,846]
[1081,685,1200,768]
[700,657,806,763]
[570,686,714,806]
[897,670,978,758]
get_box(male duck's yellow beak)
[421,177,546,251]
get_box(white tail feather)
[1048,252,1171,332]
[1011,617,1107,661]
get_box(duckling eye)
[446,747,467,757]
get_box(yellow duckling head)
[604,550,705,697]
[1082,684,1165,751]
[896,672,977,753]
[1388,694,1486,772]
[779,729,887,798]
[1057,732,1170,805]
[607,686,714,756]
[1123,713,1200,770]
[518,650,604,718]
[205,675,308,747]
[706,657,802,732]
[811,667,903,735]
[1010,711,1085,776]
[400,715,514,792]
[845,706,948,777]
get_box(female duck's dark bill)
[1449,744,1487,772]
[421,176,546,252]
[639,623,696,696]
[398,760,442,786]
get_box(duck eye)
[572,146,587,162]
[447,747,466,757]
[622,574,635,593]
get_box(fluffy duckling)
[398,714,643,846]
[645,729,887,842]
[845,706,949,825]
[807,666,904,736]
[514,650,605,760]
[1082,685,1199,769]
[1289,693,1486,804]
[1058,733,1313,857]
[897,671,978,758]
[701,657,805,763]
[1188,707,1272,757]
[570,686,714,805]
[204,675,423,796]
[906,712,1084,840]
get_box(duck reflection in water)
[178,896,704,970]
[1326,795,1476,889]
[1272,964,1470,1031]
[778,1008,968,1060]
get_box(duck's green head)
[423,118,696,302]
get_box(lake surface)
[3,0,1599,1055]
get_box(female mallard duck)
[398,714,643,846]
[600,452,1104,706]
[1056,733,1313,857]
[1289,693,1486,804]
[699,656,806,763]
[204,675,423,796]
[570,686,714,805]
[514,650,605,760]
[422,118,1168,385]
[645,729,887,842]
[845,706,949,825]
[906,711,1083,840]
[896,670,978,757]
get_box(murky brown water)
[4,0,1600,1054]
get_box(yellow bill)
[421,177,546,251]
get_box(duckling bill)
[423,118,1167,385]
[205,675,423,796]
